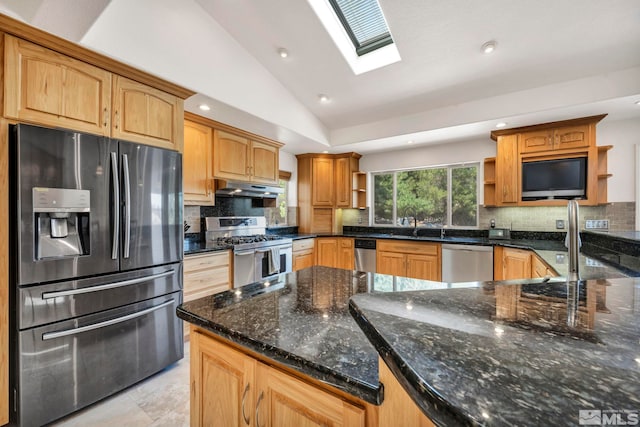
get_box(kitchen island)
[177,264,640,426]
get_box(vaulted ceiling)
[1,0,639,154]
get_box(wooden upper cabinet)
[519,130,553,153]
[495,134,519,205]
[112,76,184,151]
[213,129,250,181]
[251,140,279,183]
[183,120,214,205]
[334,157,351,207]
[520,125,590,153]
[554,125,590,151]
[4,34,111,135]
[213,129,281,184]
[312,157,335,206]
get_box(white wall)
[597,117,640,202]
[360,138,496,172]
[359,116,640,203]
[279,150,298,207]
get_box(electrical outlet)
[556,219,565,229]
[585,219,610,229]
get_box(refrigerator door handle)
[122,153,131,259]
[41,269,176,299]
[110,152,120,260]
[41,299,175,340]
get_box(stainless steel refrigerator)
[10,123,184,427]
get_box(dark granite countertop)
[178,266,386,404]
[349,277,640,426]
[183,239,232,255]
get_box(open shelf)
[352,172,367,209]
[483,157,496,206]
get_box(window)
[265,171,290,226]
[373,164,479,228]
[328,0,393,56]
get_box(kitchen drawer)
[377,240,439,255]
[340,238,354,248]
[184,251,230,272]
[184,268,230,301]
[293,238,315,252]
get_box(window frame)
[327,0,394,56]
[371,162,480,229]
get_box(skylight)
[328,0,393,56]
[308,0,401,75]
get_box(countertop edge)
[348,300,478,427]
[177,306,383,406]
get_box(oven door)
[256,244,292,282]
[234,248,256,288]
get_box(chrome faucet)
[566,200,581,282]
[440,226,446,239]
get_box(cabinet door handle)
[114,110,120,129]
[103,108,108,127]
[256,391,264,427]
[241,383,250,425]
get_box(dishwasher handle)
[442,244,493,252]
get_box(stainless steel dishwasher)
[354,239,377,273]
[441,244,493,282]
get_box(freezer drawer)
[19,262,183,329]
[16,292,183,427]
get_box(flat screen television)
[521,157,586,200]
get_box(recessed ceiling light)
[198,104,210,111]
[277,48,289,59]
[495,122,507,128]
[407,140,414,144]
[318,94,330,103]
[481,41,497,54]
[322,150,329,154]
[635,100,640,106]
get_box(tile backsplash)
[184,199,298,236]
[342,202,635,232]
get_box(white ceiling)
[1,0,640,154]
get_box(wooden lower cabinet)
[190,330,256,427]
[256,359,365,427]
[316,238,354,270]
[190,329,369,427]
[494,247,532,280]
[293,239,315,271]
[495,247,559,280]
[378,359,435,427]
[376,241,441,281]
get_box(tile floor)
[49,343,190,427]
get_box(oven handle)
[256,245,292,253]
[41,270,176,299]
[42,299,175,341]
[235,250,256,256]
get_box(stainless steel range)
[206,217,292,287]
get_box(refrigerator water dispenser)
[33,187,90,259]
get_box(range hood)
[214,179,283,198]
